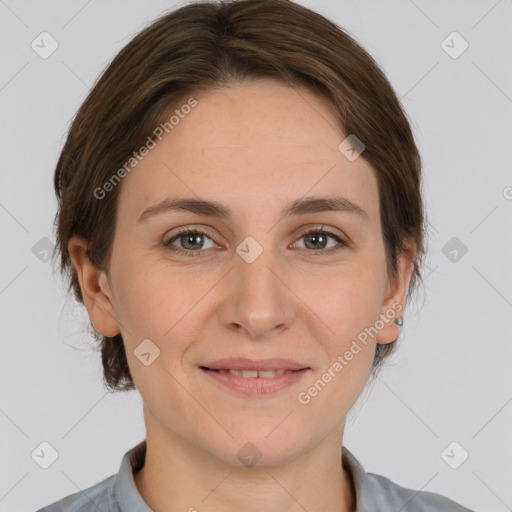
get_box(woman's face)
[73,79,413,466]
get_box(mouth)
[199,363,310,396]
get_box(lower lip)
[200,368,309,396]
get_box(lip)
[200,357,309,371]
[199,358,310,397]
[200,366,309,396]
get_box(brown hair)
[52,0,428,392]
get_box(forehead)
[117,79,380,225]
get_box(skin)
[69,79,415,512]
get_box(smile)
[200,366,309,395]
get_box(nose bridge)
[236,236,282,305]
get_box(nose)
[218,244,295,339]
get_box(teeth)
[218,369,288,378]
[229,369,259,378]
[258,370,286,378]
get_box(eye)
[162,225,349,258]
[292,226,349,255]
[163,228,217,257]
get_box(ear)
[375,238,416,345]
[67,235,121,337]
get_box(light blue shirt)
[36,440,474,511]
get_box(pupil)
[184,233,202,249]
[306,233,326,249]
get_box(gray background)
[1,0,511,510]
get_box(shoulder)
[342,447,474,512]
[364,470,475,511]
[35,474,117,512]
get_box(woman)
[38,0,474,510]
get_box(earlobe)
[67,235,121,337]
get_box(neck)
[133,425,356,512]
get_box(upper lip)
[200,358,309,371]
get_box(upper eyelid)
[164,226,216,243]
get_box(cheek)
[305,294,378,416]
[318,264,385,332]
[111,254,176,325]
[111,259,216,364]
[312,265,384,388]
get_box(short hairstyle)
[52,0,428,392]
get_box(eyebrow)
[137,195,370,223]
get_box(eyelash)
[163,226,349,258]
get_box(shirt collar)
[113,440,374,511]
[112,440,152,511]
[342,445,381,511]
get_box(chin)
[205,424,307,468]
